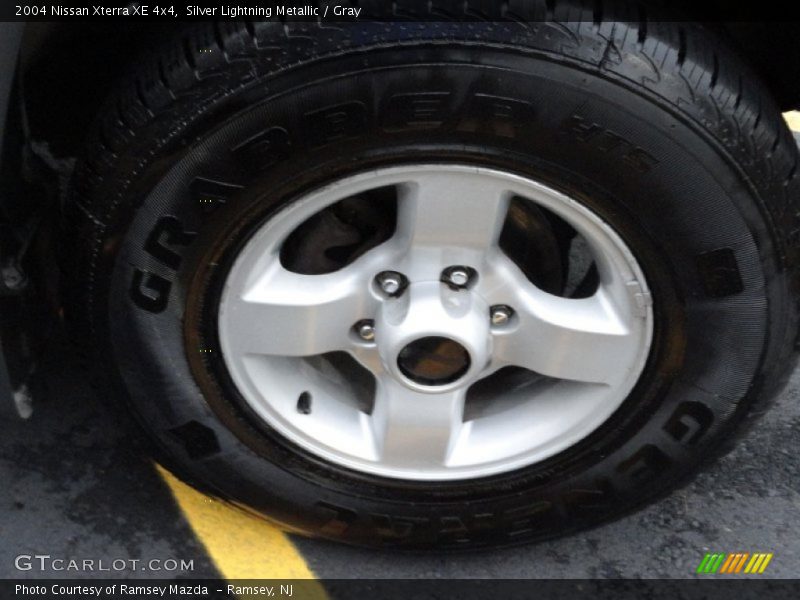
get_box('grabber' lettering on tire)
[130,216,197,313]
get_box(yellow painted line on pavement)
[785,111,800,132]
[156,464,327,596]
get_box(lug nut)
[355,320,376,341]
[376,271,405,296]
[490,305,514,326]
[449,269,469,286]
[443,266,474,288]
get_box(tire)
[64,3,800,550]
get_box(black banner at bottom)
[4,579,800,600]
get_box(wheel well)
[721,22,800,110]
[19,23,180,157]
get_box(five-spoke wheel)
[218,165,653,480]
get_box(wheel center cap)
[375,281,491,391]
[397,336,471,386]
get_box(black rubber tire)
[64,3,800,550]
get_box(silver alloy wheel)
[217,165,654,481]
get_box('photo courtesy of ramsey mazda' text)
[3,1,800,559]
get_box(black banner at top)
[3,0,800,22]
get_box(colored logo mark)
[696,552,773,574]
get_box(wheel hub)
[375,281,490,391]
[397,337,471,386]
